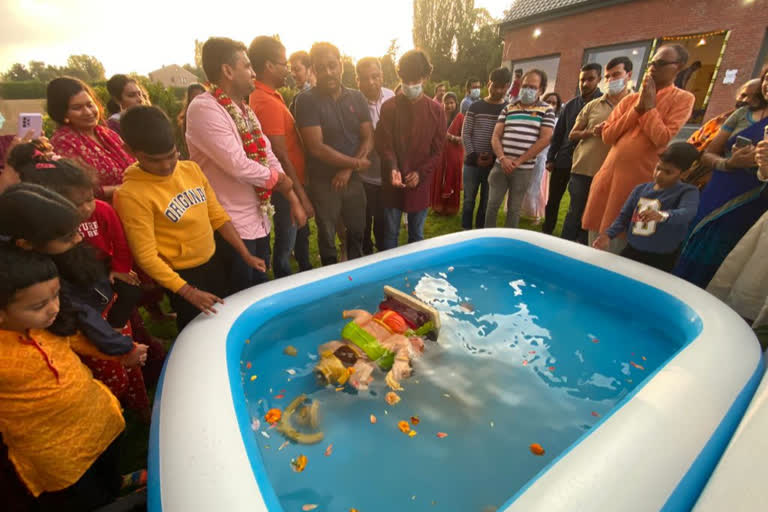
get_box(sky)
[0,0,511,76]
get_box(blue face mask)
[403,83,423,100]
[470,88,481,99]
[519,87,538,105]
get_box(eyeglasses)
[649,59,680,68]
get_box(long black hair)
[0,182,106,289]
[0,183,80,248]
[8,142,95,200]
[0,243,58,310]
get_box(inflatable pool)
[148,229,763,512]
[693,352,768,512]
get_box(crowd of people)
[0,34,767,511]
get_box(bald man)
[682,78,763,188]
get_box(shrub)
[0,81,47,99]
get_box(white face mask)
[607,77,626,95]
[0,111,4,130]
[470,88,481,99]
[519,88,538,105]
[403,83,423,100]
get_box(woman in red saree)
[431,92,464,215]
[48,77,134,201]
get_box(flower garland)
[210,85,274,216]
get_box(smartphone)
[17,113,43,139]
[734,136,753,149]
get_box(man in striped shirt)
[461,67,511,229]
[486,69,556,228]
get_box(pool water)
[240,258,683,512]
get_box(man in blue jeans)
[461,67,511,229]
[375,50,445,249]
[248,36,314,277]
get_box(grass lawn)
[120,190,572,474]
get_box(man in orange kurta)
[583,45,695,248]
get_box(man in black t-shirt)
[460,67,511,229]
[295,42,374,265]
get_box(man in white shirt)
[356,57,395,254]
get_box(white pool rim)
[148,229,763,512]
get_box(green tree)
[28,61,61,82]
[412,0,476,81]
[341,55,356,89]
[3,63,33,81]
[194,39,204,69]
[64,54,106,82]
[412,0,503,85]
[380,39,400,89]
[455,8,504,83]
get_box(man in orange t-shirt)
[248,36,315,277]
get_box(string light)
[662,30,725,42]
[533,28,542,38]
[697,38,707,46]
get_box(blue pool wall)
[149,236,763,511]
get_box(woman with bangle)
[48,77,134,201]
[431,92,464,215]
[674,65,768,288]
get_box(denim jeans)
[561,174,593,244]
[461,164,492,230]
[308,176,366,265]
[380,208,429,250]
[485,164,534,228]
[363,181,387,255]
[272,191,312,278]
[543,166,571,234]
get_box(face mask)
[403,83,423,100]
[519,88,538,105]
[607,77,626,95]
[470,88,481,99]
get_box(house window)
[582,40,654,93]
[507,54,561,94]
[755,28,768,77]
[660,30,729,123]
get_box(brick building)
[500,0,768,126]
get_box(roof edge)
[499,0,637,32]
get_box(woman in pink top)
[48,77,134,200]
[582,46,695,246]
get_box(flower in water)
[385,392,401,406]
[398,421,411,434]
[529,443,545,456]
[291,454,307,472]
[370,414,377,424]
[265,408,282,424]
[410,416,420,425]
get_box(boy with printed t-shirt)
[593,141,701,272]
[114,106,266,331]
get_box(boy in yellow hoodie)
[114,106,266,330]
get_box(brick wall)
[501,0,768,122]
